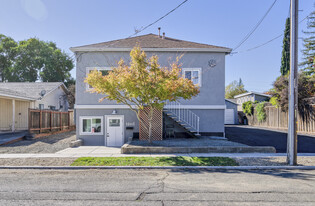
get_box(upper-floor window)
[182,68,202,86]
[86,67,111,90]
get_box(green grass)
[71,156,238,166]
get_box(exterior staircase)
[164,101,200,137]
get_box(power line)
[231,14,311,54]
[232,0,278,52]
[128,0,188,38]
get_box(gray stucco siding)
[193,109,224,133]
[75,51,226,106]
[76,108,224,145]
[76,109,139,146]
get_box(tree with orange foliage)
[85,46,199,144]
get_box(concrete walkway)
[0,146,314,158]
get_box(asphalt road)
[0,169,314,205]
[225,125,315,153]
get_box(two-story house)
[71,34,231,146]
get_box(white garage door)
[225,109,235,124]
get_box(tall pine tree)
[300,9,315,76]
[280,18,290,76]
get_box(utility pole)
[287,0,298,165]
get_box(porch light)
[112,109,117,114]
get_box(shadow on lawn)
[158,156,238,166]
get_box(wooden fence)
[29,109,75,134]
[246,105,315,134]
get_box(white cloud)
[21,0,48,21]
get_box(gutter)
[0,94,36,101]
[0,166,314,170]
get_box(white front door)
[106,116,124,147]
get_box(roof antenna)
[158,27,161,38]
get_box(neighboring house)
[0,82,69,131]
[225,99,238,125]
[71,33,231,146]
[234,92,271,111]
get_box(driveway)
[0,130,75,153]
[225,125,315,153]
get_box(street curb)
[0,166,315,170]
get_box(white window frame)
[182,68,202,87]
[79,116,103,135]
[86,67,112,91]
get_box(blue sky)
[0,0,314,92]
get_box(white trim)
[0,94,35,101]
[70,47,232,53]
[182,68,202,87]
[75,104,226,110]
[12,99,15,132]
[105,115,124,147]
[86,67,112,91]
[79,116,104,135]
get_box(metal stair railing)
[164,101,200,135]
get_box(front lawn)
[71,156,238,166]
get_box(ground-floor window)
[80,116,103,135]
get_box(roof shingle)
[70,34,231,52]
[0,82,64,100]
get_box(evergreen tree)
[300,9,315,76]
[280,18,290,76]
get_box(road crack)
[135,171,169,201]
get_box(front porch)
[0,97,34,132]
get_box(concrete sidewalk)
[0,153,315,158]
[0,145,314,158]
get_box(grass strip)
[71,156,238,166]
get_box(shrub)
[242,101,253,116]
[269,96,279,108]
[256,102,267,122]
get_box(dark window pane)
[92,118,102,133]
[185,71,191,80]
[101,70,109,76]
[83,119,91,132]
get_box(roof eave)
[42,82,69,99]
[70,47,232,53]
[225,99,238,105]
[0,94,36,101]
[234,92,271,99]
